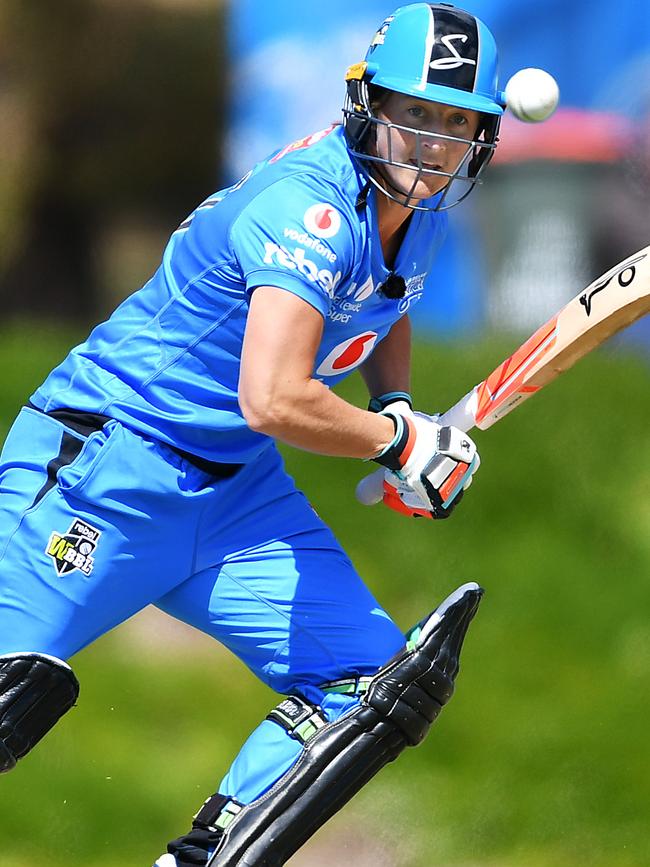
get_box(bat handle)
[355,467,385,506]
[438,387,478,433]
[354,388,478,506]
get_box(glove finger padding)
[381,472,464,520]
[374,412,479,519]
[417,425,479,515]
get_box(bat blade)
[443,244,650,432]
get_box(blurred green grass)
[1,321,649,866]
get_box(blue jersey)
[32,125,447,464]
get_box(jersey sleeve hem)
[245,269,329,319]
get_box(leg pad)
[207,582,483,866]
[0,653,79,772]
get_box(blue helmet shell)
[365,3,505,115]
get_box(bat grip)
[437,388,477,433]
[354,388,478,506]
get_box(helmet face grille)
[342,4,504,211]
[343,90,501,213]
[425,7,479,93]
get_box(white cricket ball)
[504,67,559,123]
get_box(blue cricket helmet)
[365,3,505,116]
[343,3,507,210]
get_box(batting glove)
[372,410,479,519]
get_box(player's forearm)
[242,378,395,458]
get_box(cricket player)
[0,5,504,864]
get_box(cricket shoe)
[153,855,213,867]
[153,852,215,867]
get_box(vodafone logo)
[304,204,341,239]
[316,332,378,377]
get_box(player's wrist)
[367,395,413,463]
[364,412,400,463]
[367,391,413,413]
[371,410,412,470]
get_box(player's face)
[372,92,480,201]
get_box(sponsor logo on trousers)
[46,518,101,577]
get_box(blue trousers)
[0,407,404,802]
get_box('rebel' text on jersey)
[31,125,447,465]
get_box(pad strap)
[321,675,373,696]
[193,793,243,834]
[165,794,245,863]
[266,696,327,744]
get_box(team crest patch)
[46,519,101,577]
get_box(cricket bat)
[357,244,650,506]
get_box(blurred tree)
[0,0,226,320]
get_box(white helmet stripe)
[417,6,436,93]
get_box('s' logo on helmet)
[304,204,341,239]
[430,34,477,71]
[428,8,479,92]
[316,332,378,376]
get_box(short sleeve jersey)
[32,125,448,464]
